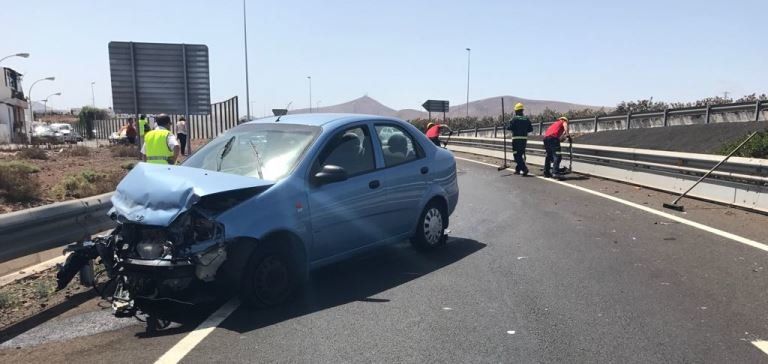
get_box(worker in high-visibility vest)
[137,114,149,140]
[141,114,180,165]
[506,102,533,176]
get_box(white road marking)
[506,330,516,335]
[454,156,768,253]
[752,341,768,356]
[154,298,240,364]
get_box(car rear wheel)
[411,201,447,251]
[240,246,299,308]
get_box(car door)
[373,124,428,237]
[307,124,390,260]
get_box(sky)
[2,0,766,116]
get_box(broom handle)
[671,131,758,205]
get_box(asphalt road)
[3,158,768,363]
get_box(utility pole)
[465,48,471,118]
[243,0,251,120]
[307,76,312,113]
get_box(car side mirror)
[314,165,348,185]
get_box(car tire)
[240,245,300,308]
[411,201,448,251]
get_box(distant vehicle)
[50,123,82,143]
[58,113,459,330]
[31,123,64,144]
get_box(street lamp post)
[243,0,251,120]
[0,52,30,65]
[90,82,95,106]
[465,48,471,118]
[43,92,62,114]
[26,76,55,142]
[307,76,312,113]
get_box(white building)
[0,67,27,144]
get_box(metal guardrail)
[448,136,768,213]
[454,100,767,137]
[0,192,115,263]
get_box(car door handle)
[420,167,429,175]
[369,180,380,189]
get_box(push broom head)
[663,203,685,212]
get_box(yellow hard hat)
[427,122,435,129]
[558,116,569,122]
[514,103,524,111]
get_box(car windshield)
[182,123,320,181]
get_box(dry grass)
[51,170,122,199]
[109,145,137,158]
[62,146,91,157]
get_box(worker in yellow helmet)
[141,114,180,165]
[425,120,453,147]
[506,102,533,175]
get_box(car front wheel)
[240,246,299,308]
[411,201,447,251]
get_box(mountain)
[288,95,605,120]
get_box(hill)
[289,95,604,119]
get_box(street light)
[42,92,62,114]
[465,48,471,118]
[0,52,30,64]
[243,0,251,120]
[307,76,312,113]
[26,76,55,142]
[90,81,96,106]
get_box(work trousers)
[543,136,562,176]
[512,139,528,174]
[177,133,187,156]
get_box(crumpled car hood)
[110,163,273,226]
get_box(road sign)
[108,41,211,115]
[422,100,449,113]
[272,109,288,116]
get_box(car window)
[317,125,375,176]
[375,124,421,167]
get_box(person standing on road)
[542,116,570,178]
[176,117,188,156]
[141,114,180,165]
[426,121,453,147]
[506,102,533,176]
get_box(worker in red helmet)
[425,121,453,147]
[542,116,571,178]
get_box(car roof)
[242,113,405,129]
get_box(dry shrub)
[0,161,42,202]
[62,146,92,157]
[17,147,49,160]
[110,145,136,158]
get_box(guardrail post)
[475,126,478,137]
[493,125,498,138]
[663,108,669,127]
[756,100,762,122]
[705,105,712,124]
[626,111,632,129]
[538,121,543,135]
[593,115,599,132]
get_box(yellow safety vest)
[138,118,148,138]
[145,129,174,164]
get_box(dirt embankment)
[0,145,139,213]
[573,121,768,154]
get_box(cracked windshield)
[0,0,766,363]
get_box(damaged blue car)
[83,113,459,323]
